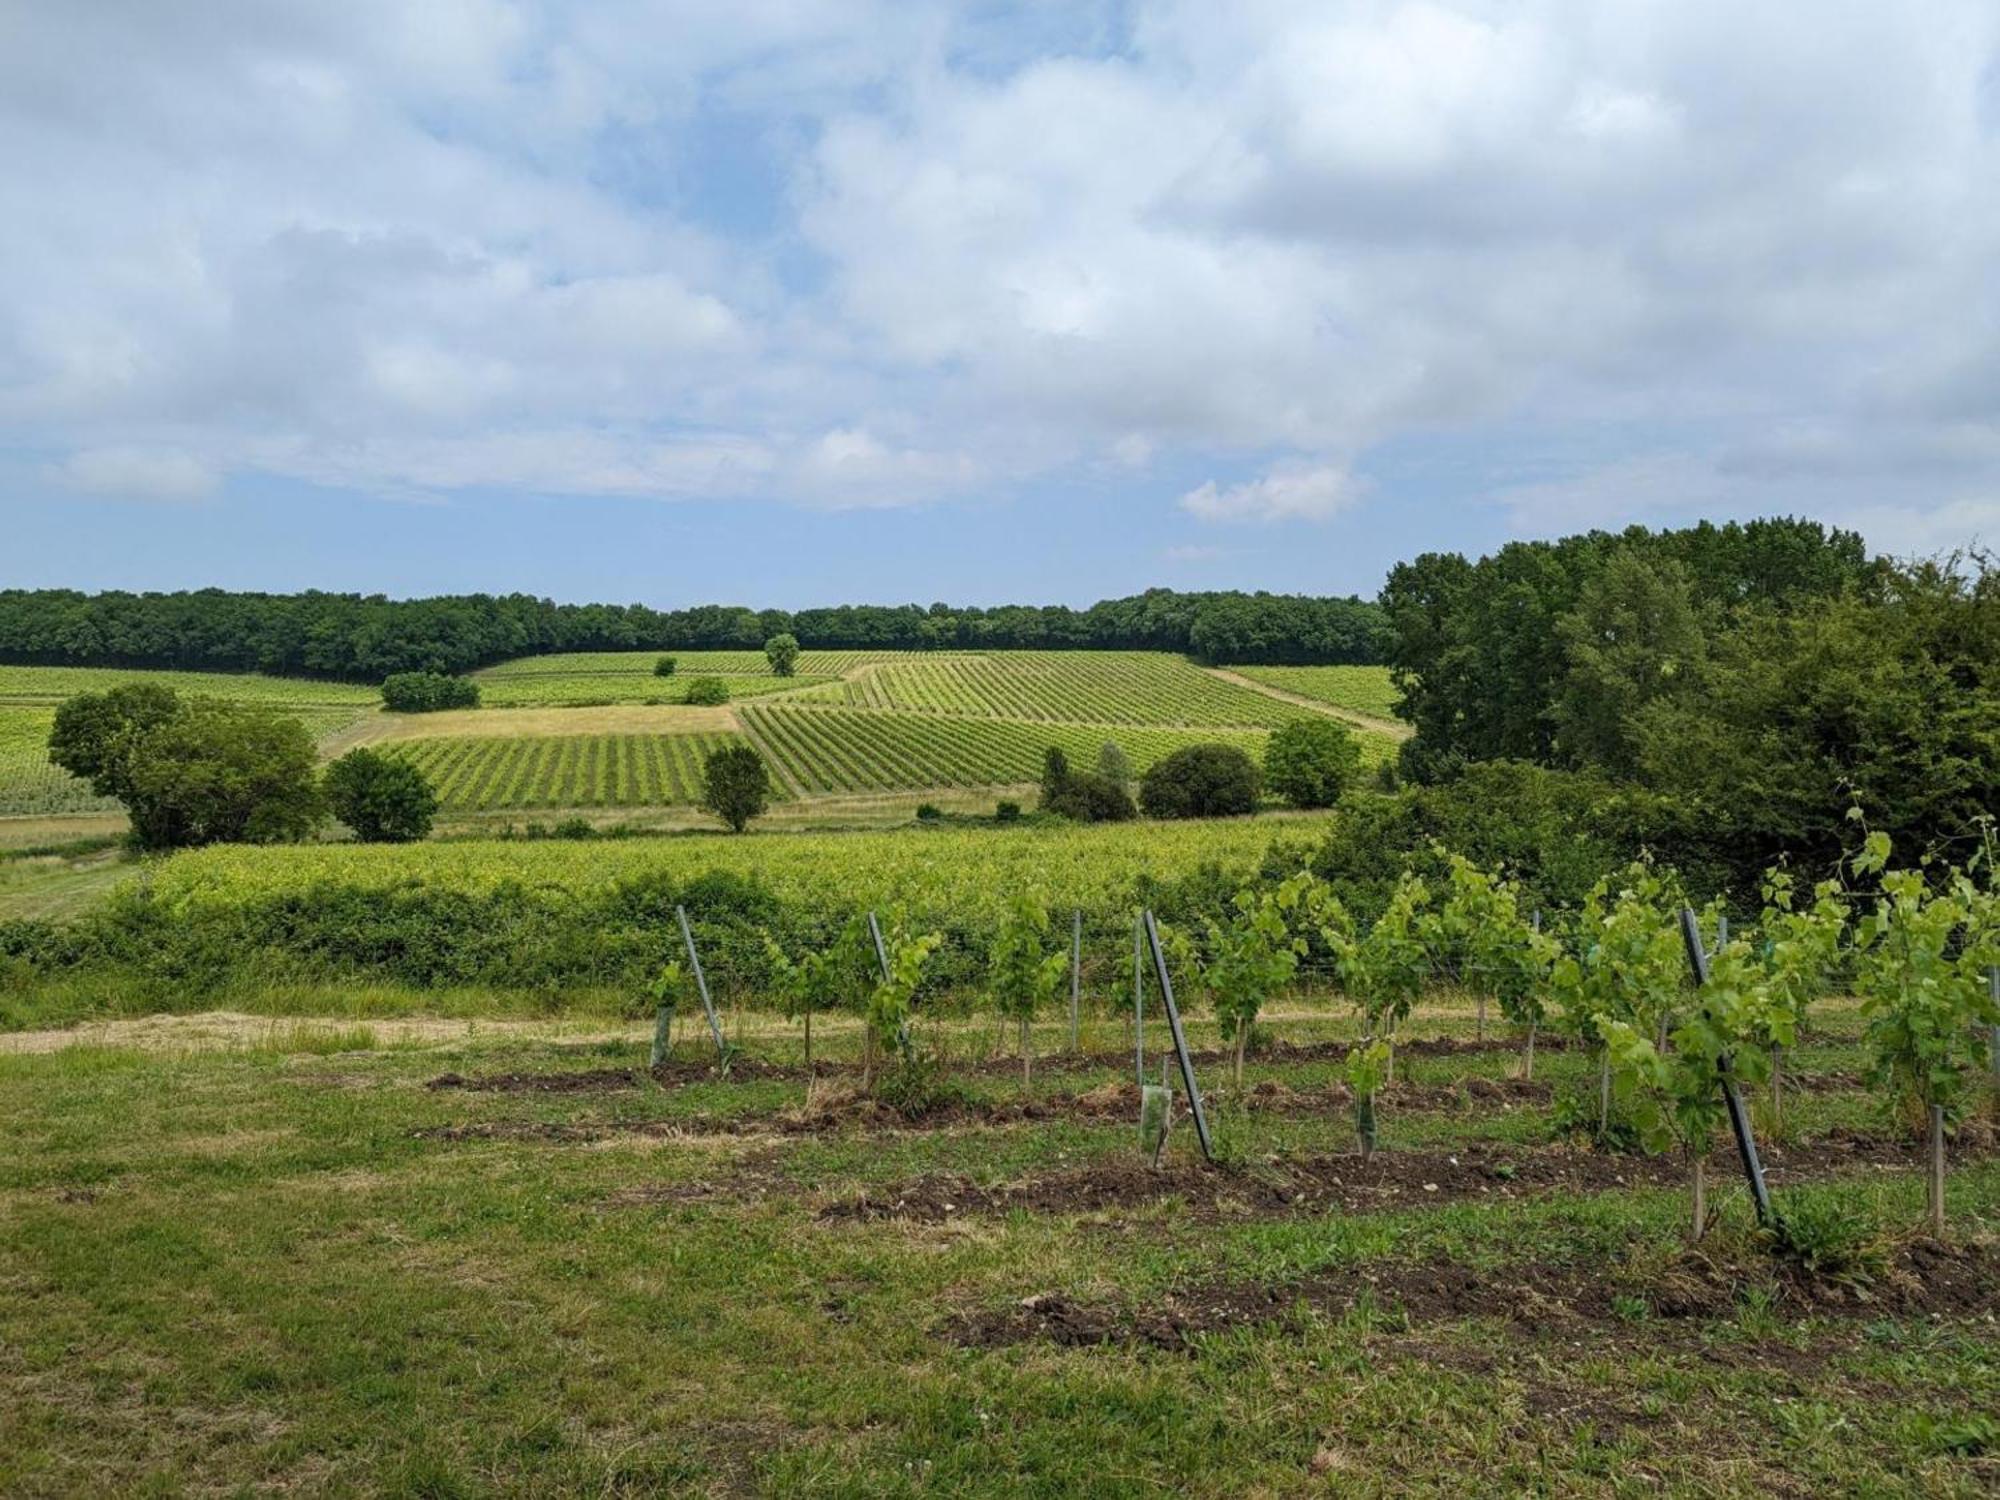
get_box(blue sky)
[3,1,1997,607]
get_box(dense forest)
[0,587,1385,679]
[1372,517,1997,895]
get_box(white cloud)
[0,0,1997,551]
[1181,462,1362,523]
[55,445,217,502]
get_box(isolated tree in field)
[1848,832,1999,1237]
[1038,746,1070,808]
[1139,744,1260,819]
[700,744,771,832]
[988,892,1070,1089]
[1263,718,1363,809]
[324,748,438,842]
[1094,740,1131,792]
[683,676,730,705]
[653,655,677,678]
[764,633,801,677]
[50,688,322,849]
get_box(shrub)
[700,744,771,832]
[1263,718,1362,808]
[683,676,730,706]
[324,749,438,843]
[381,672,480,712]
[1044,770,1136,823]
[994,799,1022,823]
[763,633,801,677]
[1095,740,1131,790]
[653,656,677,678]
[915,802,942,822]
[1139,744,1260,819]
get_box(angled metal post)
[866,911,908,1052]
[676,904,726,1056]
[1679,906,1773,1226]
[1133,914,1145,1087]
[1142,910,1213,1163]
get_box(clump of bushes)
[381,672,480,712]
[994,799,1022,823]
[683,676,730,706]
[1263,718,1362,808]
[1139,744,1260,819]
[916,802,943,822]
[1037,747,1135,823]
[653,655,677,678]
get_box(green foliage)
[1548,862,1686,1048]
[1345,1038,1391,1157]
[1039,743,1137,822]
[653,655,677,678]
[764,915,875,1060]
[1429,853,1558,1033]
[986,892,1069,1083]
[763,633,801,677]
[1187,872,1315,1078]
[1551,552,1708,777]
[1323,872,1431,1044]
[1262,718,1362,808]
[682,676,730,706]
[324,748,438,843]
[1139,744,1260,819]
[866,916,944,1065]
[1754,871,1847,1050]
[699,744,771,833]
[1848,832,1998,1122]
[994,799,1021,823]
[1038,747,1070,807]
[381,672,479,712]
[49,687,323,850]
[1094,740,1131,790]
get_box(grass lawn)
[1,998,1995,1496]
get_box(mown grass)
[1,997,1994,1496]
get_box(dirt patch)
[947,1240,2000,1352]
[820,1132,1994,1225]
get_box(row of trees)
[0,587,1386,682]
[1037,720,1368,824]
[1379,520,1996,892]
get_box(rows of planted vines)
[0,664,379,708]
[385,731,766,810]
[0,707,119,816]
[473,673,816,708]
[740,704,1285,793]
[820,651,1315,728]
[475,648,950,682]
[1226,663,1404,721]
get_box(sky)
[2,0,1998,608]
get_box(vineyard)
[0,664,378,712]
[470,649,941,706]
[1228,663,1403,722]
[739,705,1308,795]
[0,709,117,817]
[793,650,1318,727]
[381,731,770,811]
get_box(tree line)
[1377,517,1997,895]
[0,586,1386,681]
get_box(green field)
[1228,664,1403,722]
[471,650,941,707]
[743,705,1323,795]
[796,650,1315,727]
[0,664,377,710]
[0,709,117,817]
[385,731,775,811]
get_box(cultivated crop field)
[798,650,1318,728]
[385,730,780,811]
[1229,664,1403,723]
[471,650,940,707]
[740,705,1307,796]
[0,709,117,817]
[1,998,1993,1495]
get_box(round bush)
[683,676,730,706]
[1139,744,1261,819]
[1263,718,1363,808]
[325,748,439,843]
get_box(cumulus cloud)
[1180,463,1363,523]
[1,1,1997,551]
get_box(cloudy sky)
[3,1,1997,606]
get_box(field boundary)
[1202,666,1411,739]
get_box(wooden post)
[1142,910,1214,1163]
[676,905,726,1057]
[1069,909,1082,1053]
[1680,906,1773,1227]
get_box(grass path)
[1202,666,1411,739]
